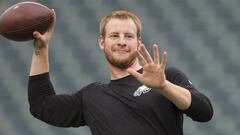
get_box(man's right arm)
[29,11,54,76]
[28,10,85,127]
[28,73,86,127]
[28,46,86,127]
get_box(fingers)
[153,44,159,64]
[52,9,56,20]
[140,44,153,63]
[33,9,56,48]
[153,44,167,68]
[138,43,167,68]
[33,8,56,39]
[161,50,167,69]
[137,51,146,66]
[48,9,56,33]
[138,44,159,65]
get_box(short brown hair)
[99,10,142,38]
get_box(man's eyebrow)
[108,32,135,35]
[125,32,135,35]
[108,32,119,35]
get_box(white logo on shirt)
[188,80,193,84]
[133,85,152,96]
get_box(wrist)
[159,80,171,90]
[33,44,48,56]
[155,80,172,95]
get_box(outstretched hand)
[127,44,167,90]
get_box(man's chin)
[110,58,135,69]
[105,51,137,69]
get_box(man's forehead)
[105,18,137,34]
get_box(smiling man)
[28,10,213,135]
[99,16,141,77]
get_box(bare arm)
[29,40,49,76]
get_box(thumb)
[33,31,45,43]
[33,31,42,39]
[33,31,46,49]
[127,68,142,80]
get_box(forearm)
[30,46,49,76]
[156,80,191,111]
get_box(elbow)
[202,103,214,122]
[184,92,214,122]
[195,106,214,122]
[197,97,214,122]
[185,106,214,122]
[29,105,42,119]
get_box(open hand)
[127,44,167,90]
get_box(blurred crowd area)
[0,0,240,135]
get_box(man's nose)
[117,36,127,47]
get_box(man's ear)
[98,36,105,50]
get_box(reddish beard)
[104,47,137,69]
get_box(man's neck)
[108,62,142,80]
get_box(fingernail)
[153,44,158,48]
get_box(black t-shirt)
[28,67,213,135]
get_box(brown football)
[0,2,54,41]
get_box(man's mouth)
[115,50,129,54]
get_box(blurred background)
[0,0,239,135]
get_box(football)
[0,2,54,41]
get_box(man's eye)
[110,35,118,37]
[126,35,133,38]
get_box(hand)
[127,44,168,90]
[33,9,56,54]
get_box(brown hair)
[99,10,142,38]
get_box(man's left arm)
[160,67,213,122]
[156,80,191,111]
[127,44,213,122]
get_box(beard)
[104,47,137,69]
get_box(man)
[28,10,213,135]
